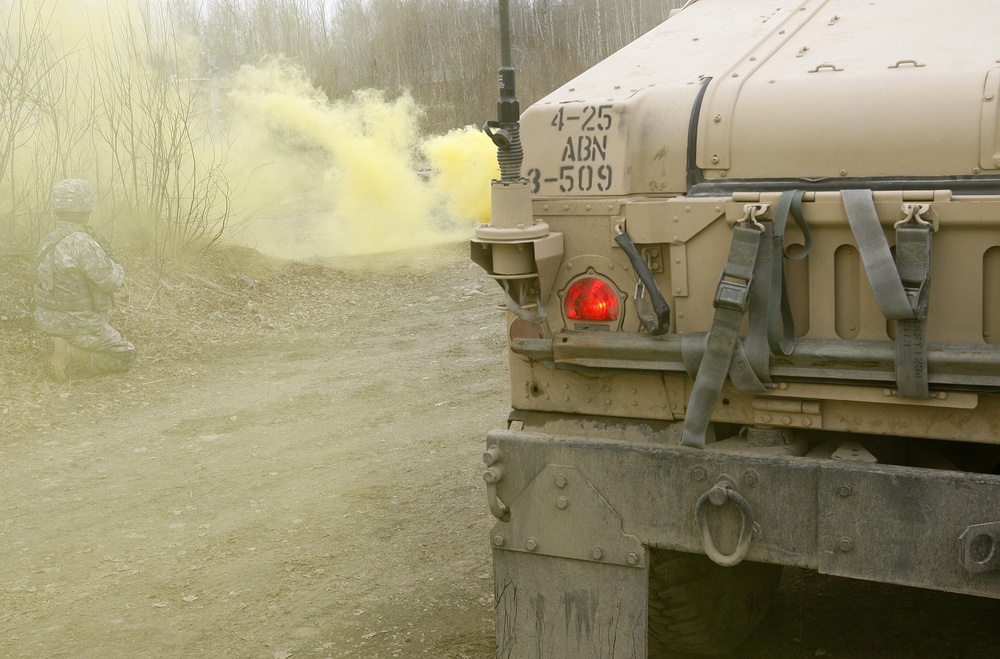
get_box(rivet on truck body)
[526,537,538,551]
[493,534,505,547]
[556,496,569,509]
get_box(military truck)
[472,0,1000,656]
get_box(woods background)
[1,0,682,258]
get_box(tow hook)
[695,477,757,567]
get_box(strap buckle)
[714,278,751,312]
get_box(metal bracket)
[641,245,663,274]
[490,464,645,568]
[831,441,878,463]
[959,522,1000,573]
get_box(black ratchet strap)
[842,189,931,398]
[681,223,766,449]
[680,191,811,449]
[768,190,811,355]
[615,229,671,335]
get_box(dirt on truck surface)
[0,242,998,657]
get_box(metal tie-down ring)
[695,478,756,567]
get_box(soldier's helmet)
[51,179,95,220]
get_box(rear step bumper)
[486,421,1000,598]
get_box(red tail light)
[564,277,620,322]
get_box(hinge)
[751,397,822,428]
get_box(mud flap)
[493,550,648,659]
[490,463,649,657]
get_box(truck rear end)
[472,1,1000,655]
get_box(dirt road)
[2,244,998,657]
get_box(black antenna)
[484,0,523,182]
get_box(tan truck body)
[472,1,1000,655]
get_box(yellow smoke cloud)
[423,127,499,225]
[224,59,498,259]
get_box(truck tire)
[647,549,782,656]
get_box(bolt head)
[591,546,604,560]
[742,471,759,487]
[837,484,853,498]
[554,475,567,488]
[838,537,854,552]
[525,537,538,551]
[708,486,729,506]
[692,467,707,482]
[556,496,568,510]
[493,534,505,547]
[627,551,640,565]
[482,447,501,465]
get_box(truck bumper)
[487,417,1000,656]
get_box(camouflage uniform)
[34,180,135,374]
